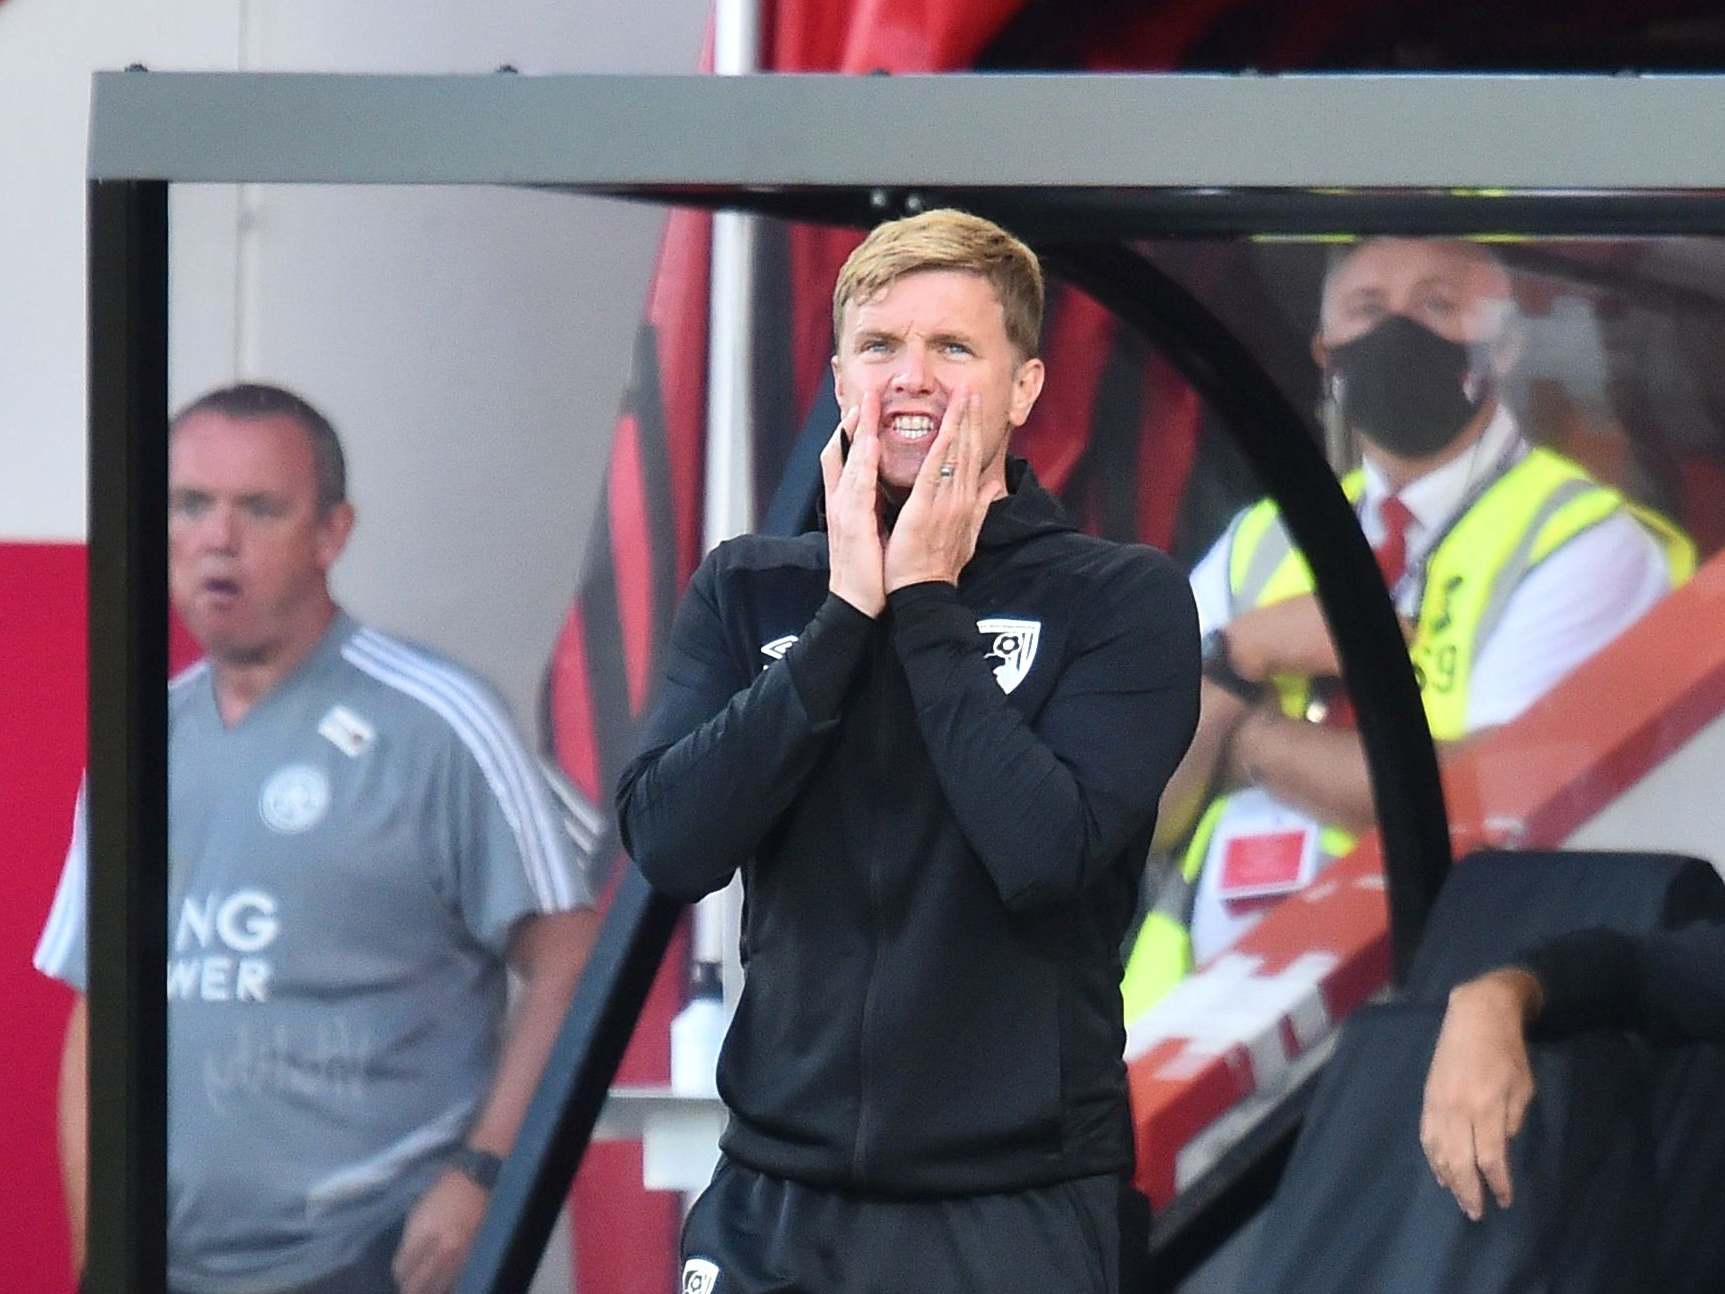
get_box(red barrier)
[1128,550,1725,1208]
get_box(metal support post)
[86,177,171,1294]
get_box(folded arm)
[1519,920,1725,1044]
[1420,918,1725,1222]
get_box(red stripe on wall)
[607,416,655,716]
[571,1142,680,1294]
[1013,290,1115,497]
[1138,361,1199,552]
[644,209,712,586]
[549,609,604,807]
[0,541,87,1292]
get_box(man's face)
[1316,238,1514,355]
[831,269,1044,499]
[168,410,352,665]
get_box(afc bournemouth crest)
[681,1257,721,1293]
[978,618,1040,694]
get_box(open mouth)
[202,577,241,600]
[885,413,938,442]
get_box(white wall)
[2,2,711,1289]
[1,0,709,727]
[1567,708,1725,872]
[222,182,675,728]
[1,0,241,543]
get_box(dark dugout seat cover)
[1401,850,1725,995]
[1247,849,1725,1294]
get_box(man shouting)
[618,209,1201,1294]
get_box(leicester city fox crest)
[978,618,1041,694]
[258,764,330,834]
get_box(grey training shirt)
[35,612,592,1293]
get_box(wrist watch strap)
[1200,627,1265,704]
[447,1145,503,1190]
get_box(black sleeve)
[887,555,1201,912]
[616,554,874,902]
[1519,920,1725,1045]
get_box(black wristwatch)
[1200,627,1265,704]
[447,1145,504,1190]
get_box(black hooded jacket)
[617,460,1201,1195]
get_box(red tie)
[1317,496,1415,731]
[1375,495,1415,588]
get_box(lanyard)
[1356,433,1528,612]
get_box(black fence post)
[459,867,684,1293]
[86,177,171,1294]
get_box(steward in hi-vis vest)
[1123,238,1694,1021]
[1122,444,1693,1017]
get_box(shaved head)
[1319,239,1514,347]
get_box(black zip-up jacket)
[617,460,1201,1196]
[1521,921,1725,1044]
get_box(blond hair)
[832,209,1044,358]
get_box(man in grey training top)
[34,384,596,1294]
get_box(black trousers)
[680,1158,1149,1294]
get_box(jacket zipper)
[850,635,894,1180]
[851,889,883,1180]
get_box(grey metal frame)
[85,70,1725,1293]
[89,71,1725,187]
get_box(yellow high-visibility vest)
[1121,447,1694,1021]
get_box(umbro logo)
[759,635,797,670]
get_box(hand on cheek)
[884,392,992,593]
[822,391,888,617]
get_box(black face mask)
[1326,314,1489,459]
